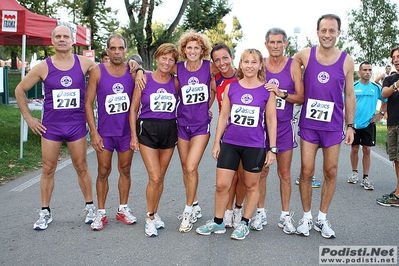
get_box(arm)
[212,84,231,160]
[374,73,384,85]
[264,92,277,167]
[208,77,216,118]
[84,65,103,152]
[343,55,356,146]
[288,59,304,104]
[129,86,143,151]
[15,61,47,135]
[382,77,397,98]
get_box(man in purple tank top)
[251,27,304,234]
[293,14,356,239]
[15,25,97,230]
[85,35,137,231]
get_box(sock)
[98,209,106,214]
[281,211,289,219]
[193,201,199,206]
[241,217,249,225]
[235,204,242,209]
[257,207,265,214]
[184,205,193,213]
[363,174,368,179]
[318,211,327,221]
[42,206,50,213]
[85,201,94,205]
[119,204,128,211]
[303,211,312,220]
[214,217,223,224]
[352,170,358,173]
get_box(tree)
[347,0,399,65]
[205,16,243,57]
[124,0,233,70]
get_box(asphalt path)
[1,109,398,265]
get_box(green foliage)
[0,105,69,184]
[347,0,399,65]
[183,0,231,32]
[205,16,243,57]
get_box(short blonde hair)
[154,43,179,63]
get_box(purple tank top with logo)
[139,72,177,120]
[223,81,270,148]
[43,54,85,126]
[96,63,134,136]
[299,46,347,131]
[176,60,212,126]
[265,57,295,122]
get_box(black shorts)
[137,118,178,149]
[352,123,376,147]
[217,142,266,173]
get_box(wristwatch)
[281,91,289,100]
[269,146,278,154]
[380,111,385,115]
[346,123,355,129]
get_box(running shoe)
[361,177,374,190]
[223,209,233,228]
[314,218,336,238]
[295,176,321,188]
[347,172,359,184]
[193,204,202,219]
[376,194,399,207]
[116,206,137,225]
[90,211,108,231]
[145,218,158,237]
[278,213,296,234]
[381,190,397,199]
[296,217,313,236]
[178,212,194,233]
[196,219,226,235]
[33,209,53,230]
[154,213,165,229]
[83,204,96,224]
[250,211,267,231]
[232,208,242,228]
[231,221,249,240]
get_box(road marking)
[10,148,94,192]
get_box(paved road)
[1,116,398,265]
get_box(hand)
[91,132,105,152]
[134,71,146,91]
[264,83,279,95]
[369,113,384,123]
[130,136,140,151]
[26,116,46,136]
[264,151,276,167]
[128,60,139,73]
[212,143,220,160]
[344,127,355,146]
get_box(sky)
[104,0,399,68]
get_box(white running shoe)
[33,209,53,230]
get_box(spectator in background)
[100,51,110,63]
[347,61,387,190]
[374,65,391,86]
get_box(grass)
[0,104,69,184]
[376,120,387,149]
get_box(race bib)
[276,89,287,110]
[231,104,260,127]
[105,92,130,115]
[150,92,176,113]
[52,89,80,109]
[181,83,209,105]
[305,98,334,122]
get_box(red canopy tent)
[0,0,91,46]
[0,0,92,159]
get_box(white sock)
[281,211,289,219]
[257,207,264,213]
[303,211,312,220]
[184,205,193,213]
[119,204,128,211]
[98,209,106,214]
[317,211,327,221]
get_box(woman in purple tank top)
[196,49,277,240]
